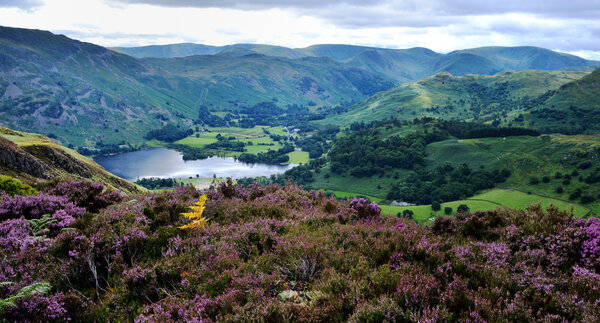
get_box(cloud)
[107,0,384,10]
[0,0,44,10]
[105,0,600,28]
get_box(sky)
[0,0,599,59]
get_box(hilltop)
[0,126,141,194]
[318,70,589,128]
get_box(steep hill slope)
[0,126,141,194]
[143,54,393,108]
[318,70,588,127]
[523,67,600,133]
[0,26,392,146]
[0,26,196,146]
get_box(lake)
[94,147,296,181]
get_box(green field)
[379,188,591,223]
[286,151,309,164]
[470,189,590,217]
[307,167,404,198]
[380,200,501,223]
[318,189,383,202]
[174,126,290,157]
[175,135,218,148]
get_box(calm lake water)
[94,147,296,181]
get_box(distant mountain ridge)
[0,26,392,146]
[114,43,600,82]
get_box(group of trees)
[436,119,540,139]
[134,177,177,190]
[204,135,246,152]
[387,162,511,205]
[144,124,193,142]
[236,144,295,165]
[328,125,446,177]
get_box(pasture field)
[318,189,383,202]
[286,151,310,164]
[308,168,406,198]
[174,126,292,156]
[378,188,591,224]
[469,189,590,217]
[175,135,218,148]
[380,200,501,223]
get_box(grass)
[174,126,292,157]
[175,135,218,148]
[318,189,383,202]
[379,188,591,224]
[470,189,590,217]
[286,151,309,164]
[307,167,406,198]
[380,200,501,223]
[424,135,600,216]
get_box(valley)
[1,3,600,319]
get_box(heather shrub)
[1,180,600,321]
[45,180,123,213]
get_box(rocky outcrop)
[24,145,92,178]
[0,137,50,178]
[0,127,142,194]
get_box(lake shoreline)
[94,147,296,182]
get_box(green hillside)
[318,70,588,126]
[0,126,142,194]
[523,68,600,133]
[143,54,393,108]
[265,120,600,217]
[449,46,599,72]
[0,26,197,146]
[0,26,392,147]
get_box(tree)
[529,176,540,185]
[401,209,414,219]
[457,204,470,213]
[444,206,452,215]
[431,201,441,211]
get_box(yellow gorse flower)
[179,194,208,229]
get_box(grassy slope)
[426,135,600,215]
[524,67,600,132]
[0,126,142,194]
[318,70,587,126]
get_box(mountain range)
[114,43,599,83]
[1,25,600,146]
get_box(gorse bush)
[1,178,600,321]
[0,176,37,197]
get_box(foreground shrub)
[1,181,600,321]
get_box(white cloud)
[0,0,597,59]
